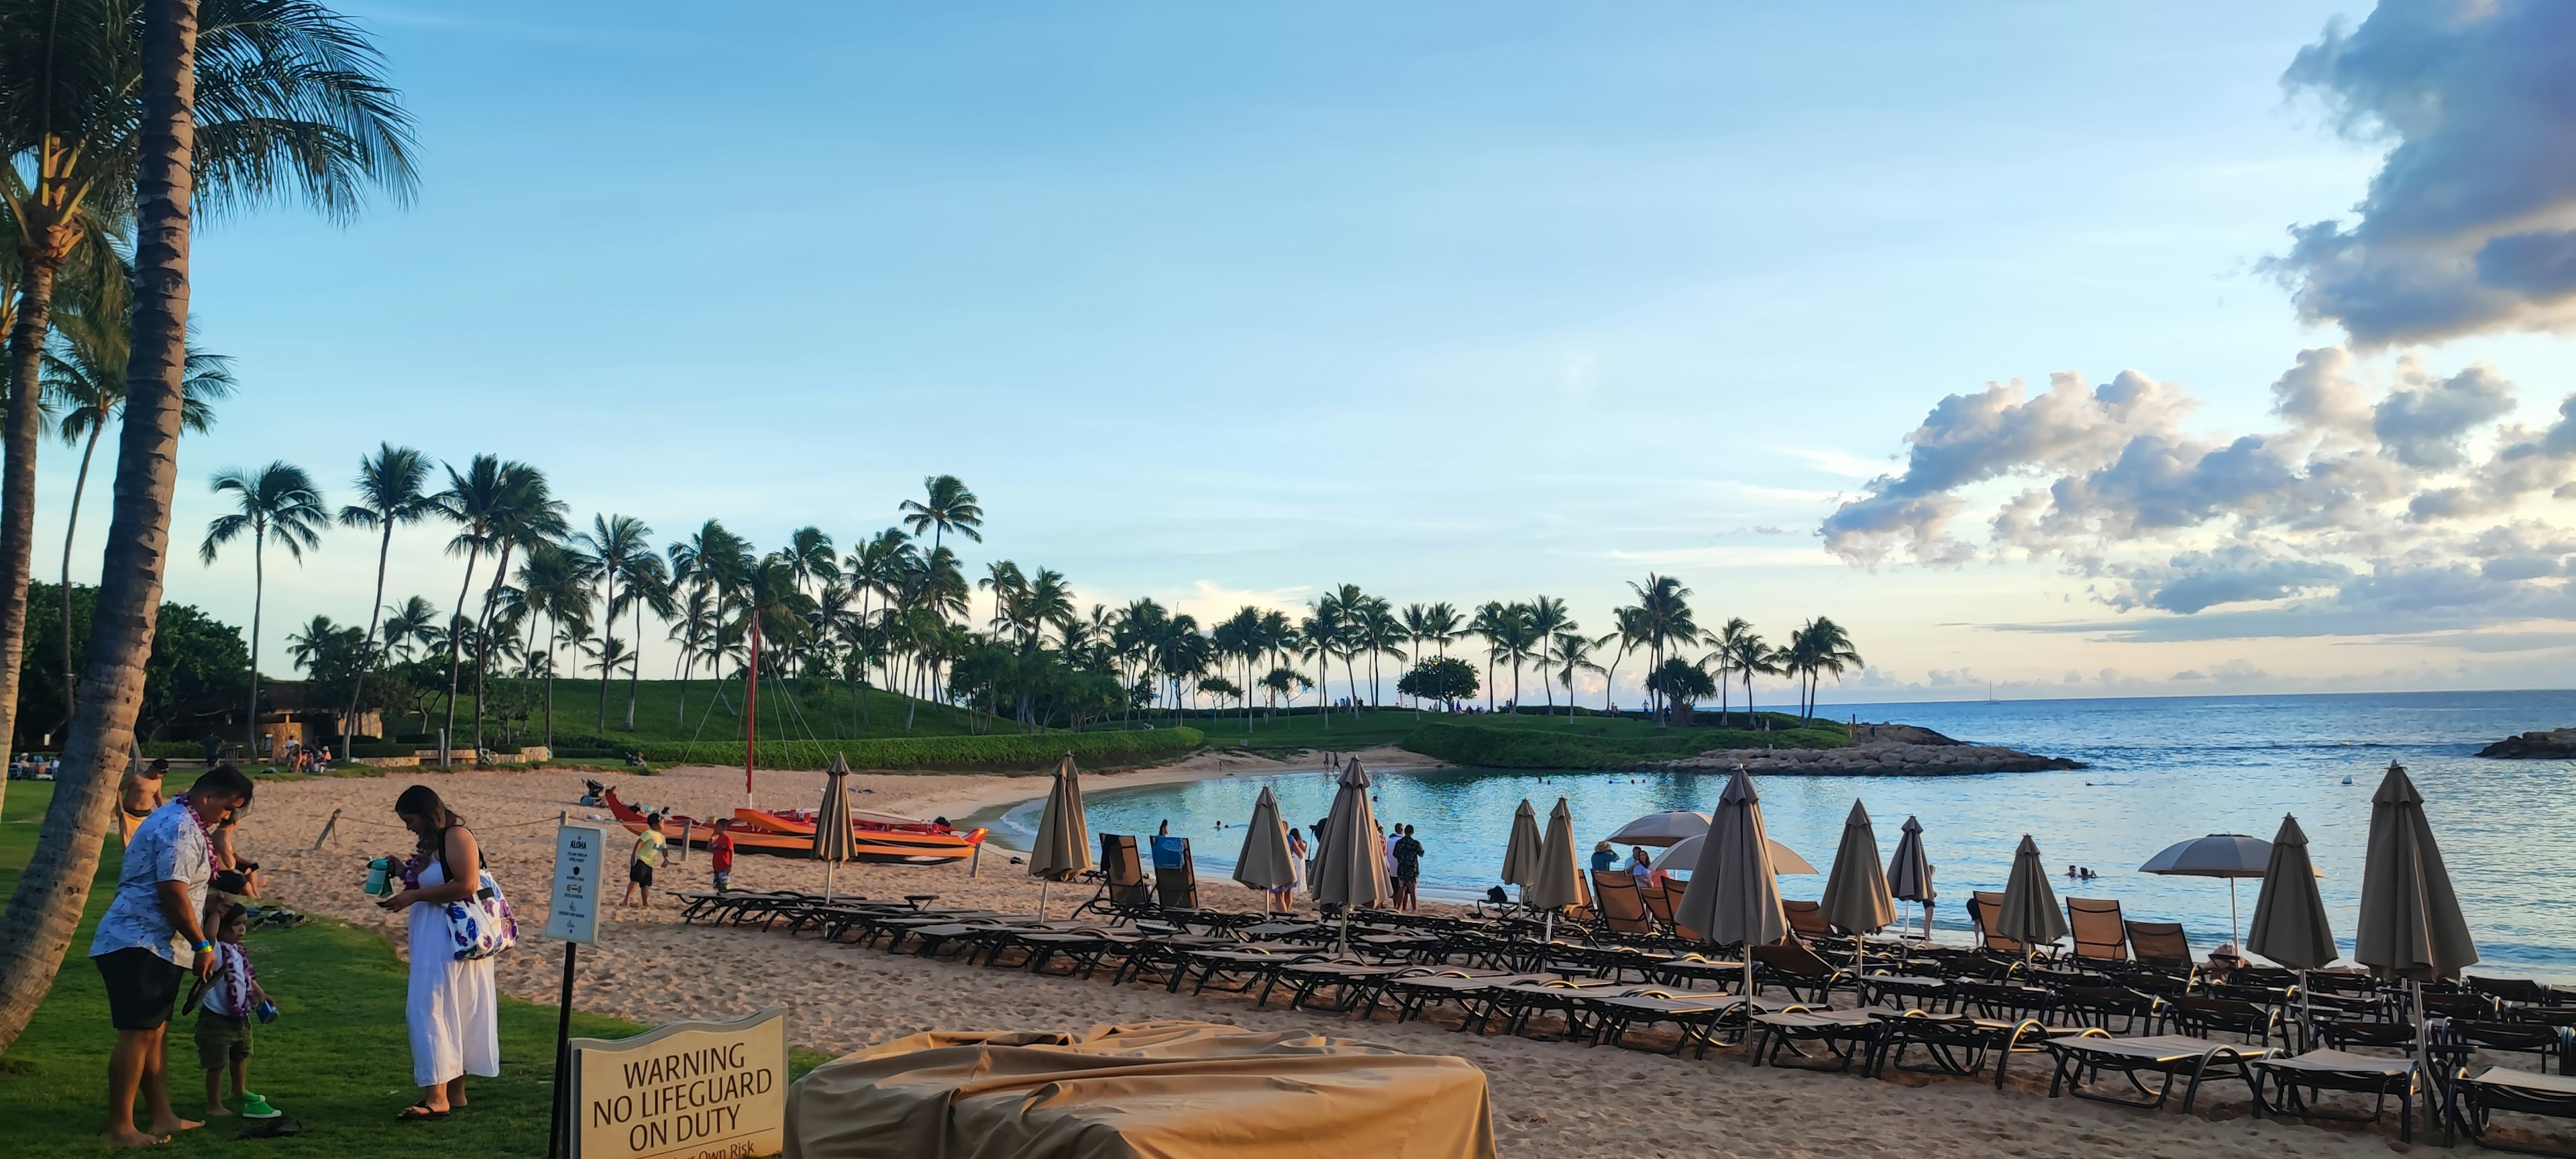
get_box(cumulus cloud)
[2265,0,2576,345]
[1823,350,2576,637]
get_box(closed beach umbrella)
[2354,761,2477,1119]
[1026,755,1091,918]
[1231,785,1297,913]
[1501,799,1544,889]
[1661,833,1817,878]
[1675,767,1788,1003]
[1996,835,2069,957]
[1605,810,1709,847]
[810,753,857,902]
[1524,797,1592,944]
[2139,832,2274,951]
[2246,813,2336,1045]
[1821,800,1896,944]
[1886,815,1935,941]
[1313,758,1392,952]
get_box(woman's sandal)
[396,1102,449,1121]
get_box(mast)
[745,613,761,805]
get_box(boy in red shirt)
[708,824,736,893]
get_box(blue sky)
[71,0,2576,704]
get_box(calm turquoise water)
[996,691,2576,980]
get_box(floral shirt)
[89,799,212,964]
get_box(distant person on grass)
[623,812,667,909]
[119,758,170,844]
[378,785,499,1121]
[89,763,256,1148]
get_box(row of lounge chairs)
[676,863,2573,1151]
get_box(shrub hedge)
[629,728,1203,771]
[1401,721,1850,769]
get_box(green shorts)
[194,1010,252,1070]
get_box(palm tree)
[1622,573,1701,727]
[380,596,439,662]
[284,614,349,672]
[1792,616,1862,724]
[464,463,566,753]
[1399,601,1459,711]
[0,0,413,881]
[1212,606,1265,734]
[898,474,983,556]
[1495,603,1540,713]
[1297,599,1343,722]
[1548,631,1603,717]
[1525,596,1571,713]
[335,443,433,738]
[1355,597,1403,708]
[200,462,327,749]
[41,304,232,719]
[429,455,507,744]
[1466,601,1507,713]
[1724,627,1784,724]
[575,514,653,732]
[515,541,592,748]
[1707,617,1755,725]
[785,525,835,602]
[1601,606,1647,714]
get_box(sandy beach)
[235,759,2413,1158]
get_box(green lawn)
[0,778,824,1156]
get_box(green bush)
[1401,720,1849,769]
[140,741,205,759]
[631,728,1204,771]
[350,742,415,758]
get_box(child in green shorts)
[195,902,280,1119]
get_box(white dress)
[407,857,500,1087]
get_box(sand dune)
[239,761,2426,1158]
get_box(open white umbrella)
[1231,785,1297,914]
[1500,799,1544,891]
[1674,768,1788,1003]
[1026,755,1090,918]
[1886,815,1935,942]
[1603,810,1709,847]
[1660,832,1817,878]
[1523,797,1592,944]
[1313,758,1392,953]
[2139,832,2278,952]
[810,753,857,902]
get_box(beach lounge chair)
[1583,989,1756,1057]
[2056,985,2163,1036]
[1970,891,2029,954]
[2044,1034,2273,1112]
[1782,899,1831,939]
[2446,1020,2573,1076]
[1078,834,1155,916]
[1638,878,1677,929]
[1751,1005,1884,1072]
[2425,991,2503,1022]
[1589,870,1658,938]
[1750,939,1851,1004]
[2066,897,2128,962]
[2471,977,2559,1010]
[2451,1066,2576,1152]
[2251,1049,2420,1142]
[1858,973,1948,1011]
[1379,971,1556,1025]
[1869,1011,2076,1088]
[1149,836,1199,910]
[2166,995,2286,1048]
[2124,920,2192,970]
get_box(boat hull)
[600,788,984,864]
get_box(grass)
[0,778,829,1156]
[380,676,1033,749]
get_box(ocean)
[987,689,2576,980]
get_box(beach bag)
[439,869,519,961]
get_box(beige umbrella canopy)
[810,753,858,901]
[1820,800,1896,938]
[1675,768,1788,1001]
[1996,834,2069,953]
[1231,785,1297,912]
[2140,832,2281,950]
[1026,755,1091,918]
[1501,799,1544,889]
[2355,762,2477,981]
[1523,797,1593,943]
[2246,814,2337,971]
[1660,832,1817,877]
[1313,759,1392,950]
[1886,815,1935,940]
[1604,810,1709,847]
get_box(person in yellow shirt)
[619,812,667,910]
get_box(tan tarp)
[1499,799,1542,887]
[784,1020,1497,1159]
[1230,785,1296,893]
[812,753,857,900]
[2246,814,2337,971]
[2355,763,2478,981]
[1996,834,2069,948]
[1819,799,1896,936]
[1523,797,1590,911]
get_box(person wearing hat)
[1589,840,1618,872]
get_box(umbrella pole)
[824,862,837,904]
[1337,909,1350,958]
[1038,880,1050,920]
[1543,911,1554,947]
[2229,879,2241,950]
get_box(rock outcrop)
[2476,728,2576,759]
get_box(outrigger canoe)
[601,787,985,864]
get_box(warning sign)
[572,1007,786,1159]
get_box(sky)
[55,0,2576,707]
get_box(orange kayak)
[601,787,985,864]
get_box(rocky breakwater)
[2476,728,2576,758]
[1652,723,2080,776]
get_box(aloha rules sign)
[572,1007,787,1159]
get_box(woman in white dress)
[376,785,498,1120]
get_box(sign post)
[571,1008,788,1159]
[547,824,607,1159]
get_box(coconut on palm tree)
[201,462,328,749]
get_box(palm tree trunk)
[468,539,517,753]
[441,539,483,755]
[544,612,557,748]
[595,573,617,732]
[345,519,394,743]
[624,598,641,730]
[0,258,59,818]
[0,0,200,1052]
[245,531,264,751]
[58,423,105,728]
